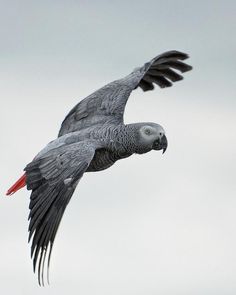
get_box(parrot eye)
[144,128,151,135]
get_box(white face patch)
[139,125,165,143]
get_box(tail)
[6,173,26,196]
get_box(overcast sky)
[0,1,236,294]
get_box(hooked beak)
[152,134,168,154]
[161,135,168,154]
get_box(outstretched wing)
[58,50,192,136]
[25,141,96,285]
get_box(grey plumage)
[25,50,192,285]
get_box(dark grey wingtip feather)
[156,50,189,61]
[139,80,154,92]
[181,64,193,72]
[137,50,192,92]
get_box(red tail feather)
[6,173,26,196]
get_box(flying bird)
[6,50,192,285]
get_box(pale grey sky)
[0,1,236,294]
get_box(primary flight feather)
[6,50,192,285]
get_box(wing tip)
[182,64,193,72]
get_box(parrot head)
[138,123,168,154]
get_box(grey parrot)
[6,50,192,285]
